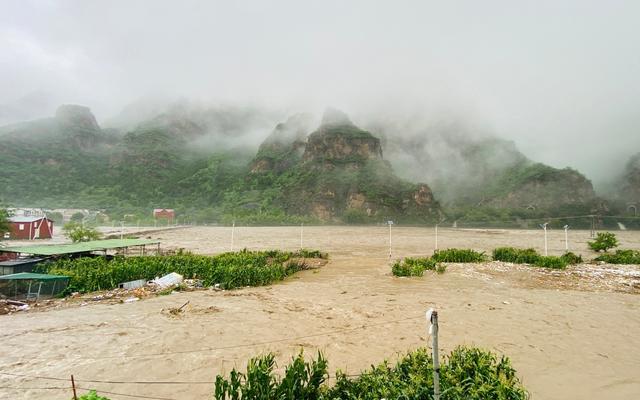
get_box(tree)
[588,232,619,252]
[47,211,64,225]
[71,212,85,223]
[63,222,102,243]
[0,209,10,240]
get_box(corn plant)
[37,249,325,294]
[214,347,528,399]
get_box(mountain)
[243,109,441,223]
[619,153,640,204]
[0,103,605,225]
[375,122,600,221]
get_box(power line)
[0,384,177,400]
[0,371,211,385]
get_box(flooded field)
[1,226,639,399]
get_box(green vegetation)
[214,346,528,400]
[560,251,583,265]
[588,232,619,252]
[0,209,9,237]
[37,250,325,294]
[595,249,640,264]
[492,247,583,269]
[63,222,102,243]
[432,248,487,263]
[391,257,437,277]
[492,248,541,264]
[77,390,110,400]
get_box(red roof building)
[7,216,54,240]
[153,209,175,222]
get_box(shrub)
[533,256,567,269]
[392,257,437,277]
[492,247,540,264]
[77,391,110,400]
[493,248,580,269]
[63,222,102,243]
[588,232,619,252]
[435,264,447,274]
[560,251,583,265]
[595,249,640,264]
[38,250,326,294]
[432,248,487,263]
[214,347,528,400]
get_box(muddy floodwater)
[1,226,640,399]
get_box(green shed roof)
[0,239,160,256]
[0,272,69,281]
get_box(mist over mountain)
[0,101,618,225]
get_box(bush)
[213,347,528,400]
[595,249,640,264]
[38,250,326,294]
[533,255,567,269]
[391,257,437,277]
[493,248,582,269]
[432,248,487,263]
[492,247,540,264]
[63,222,102,243]
[588,232,619,252]
[560,251,583,265]
[77,391,110,400]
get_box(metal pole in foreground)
[427,309,440,400]
[564,225,569,251]
[300,223,304,250]
[435,224,439,251]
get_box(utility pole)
[435,224,439,252]
[120,221,124,240]
[540,223,548,256]
[426,309,440,400]
[563,225,569,252]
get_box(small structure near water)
[0,272,69,300]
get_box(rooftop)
[8,216,51,223]
[0,272,69,281]
[0,239,160,256]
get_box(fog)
[2,0,639,187]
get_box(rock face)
[249,114,312,174]
[302,111,382,166]
[486,164,597,211]
[55,104,100,132]
[247,108,441,223]
[621,153,640,202]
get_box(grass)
[391,257,437,277]
[213,346,528,400]
[595,249,640,264]
[37,249,325,294]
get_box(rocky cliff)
[244,109,441,223]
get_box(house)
[7,216,54,240]
[153,209,175,222]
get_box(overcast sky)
[1,0,639,183]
